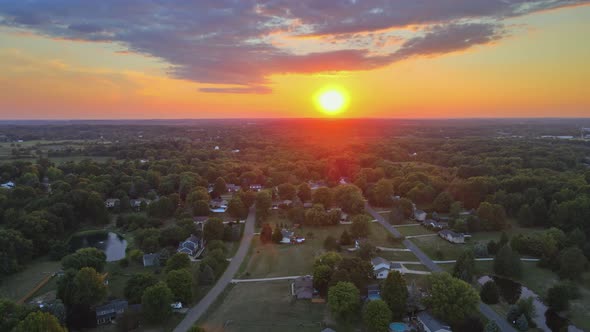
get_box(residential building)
[209,198,228,213]
[142,253,160,267]
[416,311,451,332]
[281,229,294,244]
[292,275,313,299]
[226,184,241,192]
[95,299,128,325]
[104,198,120,208]
[249,184,263,191]
[130,198,151,210]
[177,234,204,256]
[414,209,427,222]
[371,257,404,279]
[438,229,465,244]
[1,181,15,189]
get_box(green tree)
[324,235,340,251]
[272,226,284,244]
[186,187,210,206]
[124,273,158,304]
[545,283,573,311]
[203,217,225,241]
[452,250,476,282]
[142,282,173,324]
[328,282,360,318]
[187,326,206,332]
[493,245,522,278]
[480,280,500,304]
[373,179,394,207]
[312,187,332,208]
[314,251,343,270]
[191,200,209,216]
[14,311,66,332]
[558,246,588,280]
[313,264,333,295]
[166,269,193,304]
[340,230,352,245]
[298,183,312,202]
[74,267,108,307]
[62,247,107,272]
[255,190,272,220]
[351,214,371,238]
[166,252,191,272]
[213,177,227,194]
[199,264,216,285]
[433,191,453,212]
[425,272,479,325]
[517,204,534,227]
[334,184,365,214]
[363,299,392,332]
[381,271,408,319]
[227,196,248,220]
[278,183,296,200]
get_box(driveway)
[173,205,256,332]
[366,203,517,332]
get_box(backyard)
[200,281,356,332]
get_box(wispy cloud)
[0,0,585,92]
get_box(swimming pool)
[389,322,409,332]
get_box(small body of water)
[478,276,583,332]
[69,231,127,262]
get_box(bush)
[480,280,500,304]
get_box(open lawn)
[240,222,406,279]
[0,257,61,301]
[410,236,467,261]
[397,225,435,237]
[378,250,418,262]
[201,281,357,332]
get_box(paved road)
[231,276,302,283]
[366,203,517,332]
[173,206,256,332]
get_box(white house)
[249,184,263,191]
[371,257,404,279]
[438,229,465,244]
[104,198,120,208]
[414,209,427,222]
[1,181,15,189]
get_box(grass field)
[397,225,435,237]
[378,250,419,262]
[410,236,467,260]
[0,257,61,301]
[239,221,406,279]
[201,281,357,332]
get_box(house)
[177,234,203,256]
[293,236,306,244]
[171,302,183,309]
[355,238,369,249]
[303,202,313,209]
[438,229,465,244]
[142,253,160,267]
[130,198,151,210]
[0,181,15,189]
[214,146,220,150]
[371,257,404,279]
[209,198,228,213]
[414,209,427,222]
[292,275,313,299]
[104,198,120,208]
[424,220,447,230]
[249,184,263,191]
[95,299,128,325]
[416,311,451,332]
[281,229,294,244]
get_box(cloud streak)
[0,0,586,93]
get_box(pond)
[478,276,583,332]
[69,231,127,262]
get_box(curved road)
[366,203,517,332]
[174,206,256,332]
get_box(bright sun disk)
[317,89,347,115]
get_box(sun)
[315,88,348,115]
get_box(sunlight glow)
[315,88,349,115]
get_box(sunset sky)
[0,1,589,119]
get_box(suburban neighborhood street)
[173,206,256,332]
[365,203,518,332]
